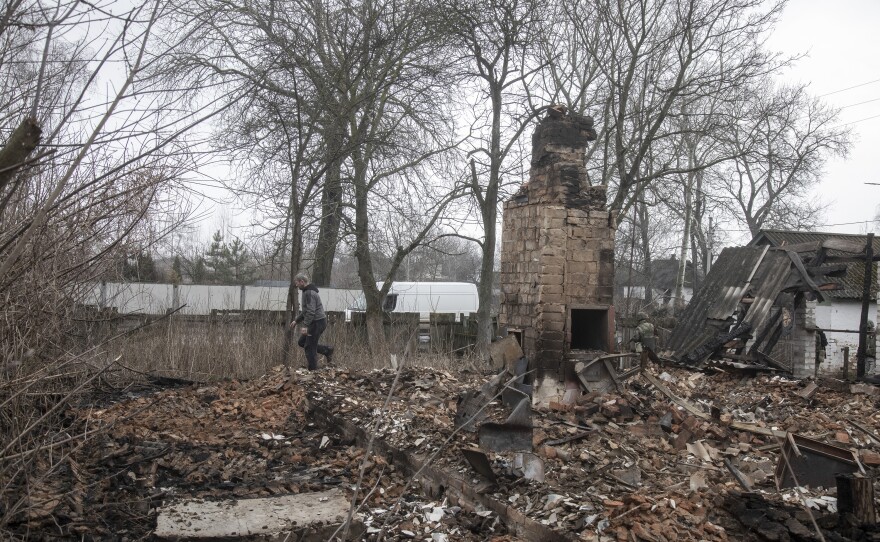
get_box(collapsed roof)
[665,236,871,370]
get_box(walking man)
[291,273,334,370]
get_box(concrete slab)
[155,489,362,541]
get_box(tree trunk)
[282,216,303,367]
[475,216,495,359]
[474,83,502,361]
[637,202,653,308]
[351,149,388,354]
[365,308,387,357]
[312,123,345,287]
[675,171,694,315]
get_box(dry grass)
[101,316,483,382]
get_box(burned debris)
[10,345,880,540]
[5,110,877,542]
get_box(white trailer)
[345,281,479,322]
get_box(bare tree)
[710,82,851,237]
[540,0,787,222]
[444,0,548,358]
[165,0,464,352]
[0,0,232,527]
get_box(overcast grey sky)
[769,0,880,235]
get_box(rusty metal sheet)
[506,397,531,427]
[746,251,797,357]
[775,433,860,490]
[454,390,488,431]
[461,447,498,484]
[501,385,529,409]
[478,398,533,452]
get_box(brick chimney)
[498,109,617,396]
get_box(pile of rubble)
[5,369,513,541]
[305,354,880,541]
[7,357,880,540]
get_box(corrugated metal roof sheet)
[666,246,768,354]
[744,251,793,360]
[751,230,878,300]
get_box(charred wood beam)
[823,238,873,253]
[760,318,788,360]
[769,241,821,254]
[784,249,825,302]
[807,264,848,277]
[774,239,869,255]
[836,474,876,525]
[824,255,880,264]
[781,277,841,293]
[754,351,792,373]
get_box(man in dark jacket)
[291,273,333,370]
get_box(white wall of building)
[813,299,879,373]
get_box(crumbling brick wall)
[499,111,616,381]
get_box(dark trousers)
[297,318,331,370]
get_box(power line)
[841,97,880,109]
[841,113,880,127]
[819,78,880,98]
[720,220,877,233]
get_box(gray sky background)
[769,0,880,236]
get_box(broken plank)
[723,457,754,492]
[848,418,880,445]
[545,431,592,447]
[796,382,818,400]
[729,421,787,439]
[784,248,824,301]
[642,372,709,420]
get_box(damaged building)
[750,230,879,376]
[666,233,878,378]
[498,108,617,401]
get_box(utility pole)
[856,233,875,379]
[706,216,713,274]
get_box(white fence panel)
[102,283,173,314]
[89,282,361,315]
[319,288,360,312]
[177,285,240,314]
[245,286,286,311]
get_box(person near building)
[815,329,828,376]
[290,273,333,370]
[630,312,657,368]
